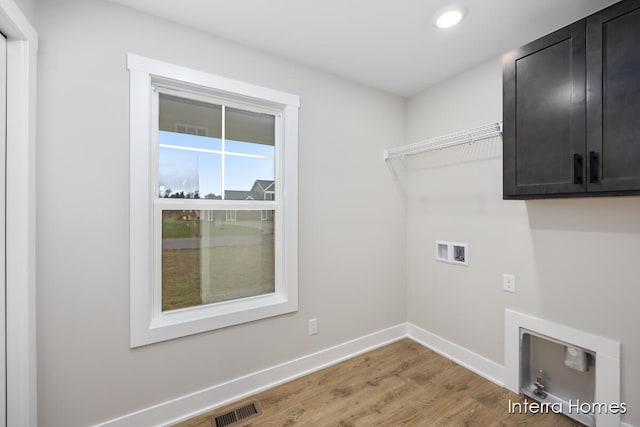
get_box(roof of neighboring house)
[225,180,274,200]
[252,180,275,193]
[225,190,256,200]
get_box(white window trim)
[128,54,299,347]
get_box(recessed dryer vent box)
[520,329,596,427]
[451,243,468,266]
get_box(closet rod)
[384,121,502,160]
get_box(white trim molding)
[505,310,621,427]
[0,1,38,426]
[407,323,504,387]
[93,324,408,427]
[89,321,635,427]
[95,323,505,426]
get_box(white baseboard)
[407,323,504,387]
[93,324,408,427]
[97,322,636,427]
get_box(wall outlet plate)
[503,274,516,293]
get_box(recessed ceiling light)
[435,6,466,29]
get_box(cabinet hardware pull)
[573,153,583,184]
[589,151,599,183]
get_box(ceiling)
[110,0,618,97]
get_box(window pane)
[159,129,221,152]
[161,210,275,311]
[158,146,222,199]
[159,93,225,199]
[226,139,275,156]
[225,155,275,200]
[159,93,222,139]
[225,106,274,147]
[224,107,275,201]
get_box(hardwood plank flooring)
[173,338,581,426]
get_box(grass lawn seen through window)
[161,215,275,311]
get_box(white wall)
[34,0,406,425]
[405,57,640,426]
[12,0,35,22]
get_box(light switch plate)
[308,318,318,335]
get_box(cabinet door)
[503,22,586,198]
[587,0,640,193]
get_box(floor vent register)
[213,401,261,427]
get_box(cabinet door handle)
[573,153,583,184]
[589,151,599,183]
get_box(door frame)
[0,1,37,426]
[0,30,6,427]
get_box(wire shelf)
[384,121,503,160]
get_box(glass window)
[156,93,279,314]
[128,54,299,347]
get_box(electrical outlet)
[308,318,318,335]
[503,274,516,293]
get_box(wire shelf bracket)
[383,121,503,161]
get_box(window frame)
[128,54,299,347]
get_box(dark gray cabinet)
[587,0,640,193]
[503,0,640,199]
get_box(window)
[128,54,299,347]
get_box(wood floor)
[173,338,580,426]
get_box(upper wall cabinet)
[503,22,586,198]
[503,0,640,199]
